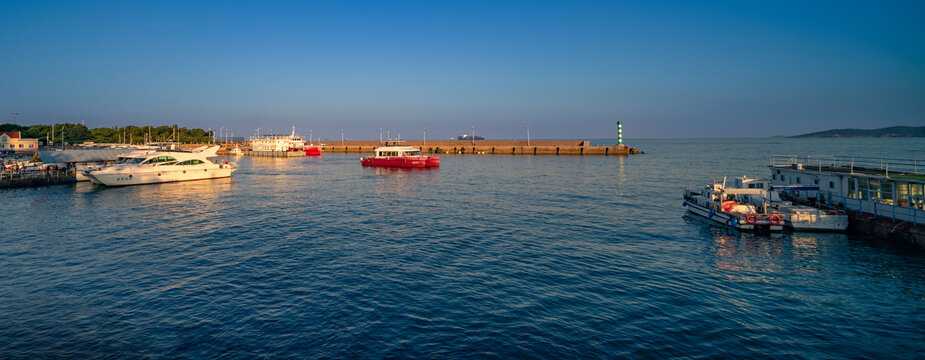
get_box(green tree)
[0,123,26,132]
[91,127,117,143]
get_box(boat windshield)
[119,157,145,164]
[405,151,423,156]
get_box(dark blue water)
[2,138,924,358]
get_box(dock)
[770,155,925,247]
[0,169,76,189]
[317,141,643,155]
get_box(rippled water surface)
[2,138,924,358]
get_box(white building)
[0,131,39,153]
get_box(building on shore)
[0,132,39,153]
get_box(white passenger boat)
[731,176,849,232]
[83,145,235,186]
[683,179,784,232]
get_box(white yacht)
[83,145,236,186]
[731,176,849,232]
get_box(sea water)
[1,138,924,358]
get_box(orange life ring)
[746,214,758,224]
[769,214,782,225]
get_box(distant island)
[790,126,925,138]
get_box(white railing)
[771,155,924,176]
[823,192,923,226]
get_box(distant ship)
[458,134,485,141]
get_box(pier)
[0,168,76,189]
[316,141,643,155]
[770,155,925,247]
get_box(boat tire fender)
[826,210,839,215]
[708,209,715,218]
[682,201,687,207]
[746,214,758,224]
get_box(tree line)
[0,123,216,144]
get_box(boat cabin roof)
[373,146,424,155]
[374,146,420,152]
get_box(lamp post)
[341,129,344,145]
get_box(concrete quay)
[848,212,925,248]
[0,169,76,189]
[317,141,643,156]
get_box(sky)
[1,0,923,140]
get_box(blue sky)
[1,0,923,139]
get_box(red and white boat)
[361,146,439,168]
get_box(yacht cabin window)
[141,156,178,165]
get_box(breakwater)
[317,141,643,155]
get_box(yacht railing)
[771,155,925,177]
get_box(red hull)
[362,156,439,168]
[304,147,322,156]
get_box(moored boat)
[83,145,236,186]
[731,176,849,232]
[683,179,783,232]
[361,146,439,168]
[304,146,322,156]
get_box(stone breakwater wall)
[317,141,643,155]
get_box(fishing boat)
[683,178,783,232]
[731,176,849,232]
[361,146,439,168]
[83,145,236,186]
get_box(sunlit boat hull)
[85,165,235,186]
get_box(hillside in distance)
[790,126,925,138]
